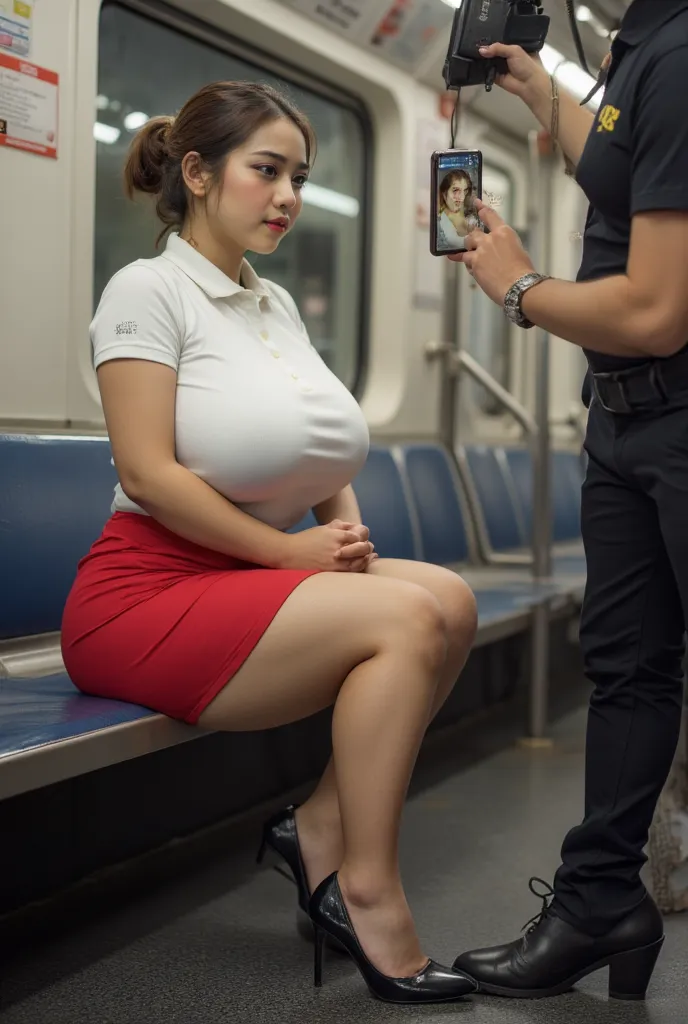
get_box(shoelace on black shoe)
[521,877,555,935]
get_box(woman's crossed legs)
[198,559,477,978]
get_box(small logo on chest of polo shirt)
[115,321,138,336]
[597,104,620,133]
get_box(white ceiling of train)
[275,0,630,138]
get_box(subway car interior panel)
[1,0,686,1020]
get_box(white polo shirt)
[91,233,370,531]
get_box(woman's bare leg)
[296,561,477,892]
[197,570,446,977]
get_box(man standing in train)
[450,0,688,1001]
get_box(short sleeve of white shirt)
[91,263,183,371]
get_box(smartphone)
[430,149,483,257]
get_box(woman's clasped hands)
[278,519,377,572]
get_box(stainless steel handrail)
[456,350,538,436]
[425,342,536,566]
[526,129,554,741]
[453,351,537,566]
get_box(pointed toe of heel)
[417,962,479,1001]
[309,873,477,1004]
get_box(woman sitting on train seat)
[437,169,480,250]
[60,81,477,1004]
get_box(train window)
[464,164,514,415]
[94,2,369,391]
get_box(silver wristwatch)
[503,273,551,329]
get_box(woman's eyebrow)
[251,149,309,172]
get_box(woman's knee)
[440,573,478,649]
[378,582,447,671]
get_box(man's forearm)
[526,70,595,171]
[521,275,683,358]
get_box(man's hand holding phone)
[449,198,534,306]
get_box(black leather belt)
[591,346,688,414]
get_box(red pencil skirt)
[61,512,319,724]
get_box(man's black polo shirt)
[575,0,688,372]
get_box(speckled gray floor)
[2,706,686,1023]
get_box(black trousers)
[553,393,688,936]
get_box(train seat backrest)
[461,444,525,553]
[503,448,582,544]
[0,434,116,639]
[399,444,470,566]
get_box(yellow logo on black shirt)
[597,104,620,133]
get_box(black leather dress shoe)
[453,878,664,1000]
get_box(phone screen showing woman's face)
[432,150,482,256]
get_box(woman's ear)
[181,152,208,199]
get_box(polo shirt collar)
[161,233,269,302]
[616,0,688,47]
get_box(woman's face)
[208,117,310,254]
[445,176,469,213]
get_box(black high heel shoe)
[256,805,310,912]
[256,805,346,953]
[309,872,478,1004]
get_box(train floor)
[2,702,687,1024]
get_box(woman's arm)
[313,485,362,527]
[97,359,294,568]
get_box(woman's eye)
[257,165,277,178]
[293,176,308,190]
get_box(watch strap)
[503,273,551,329]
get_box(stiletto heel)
[255,838,267,865]
[314,926,325,988]
[308,872,477,1004]
[608,937,664,1000]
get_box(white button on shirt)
[90,233,370,530]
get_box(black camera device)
[443,0,550,92]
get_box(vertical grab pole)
[526,131,553,744]
[438,259,461,451]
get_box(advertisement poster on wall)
[277,0,381,44]
[0,53,58,158]
[367,0,453,72]
[276,0,453,71]
[0,0,33,58]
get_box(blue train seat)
[503,448,586,582]
[504,448,583,545]
[0,673,194,800]
[0,434,116,639]
[399,443,470,566]
[352,446,418,560]
[458,443,586,593]
[397,441,567,626]
[0,437,422,799]
[460,445,525,552]
[501,448,533,542]
[0,433,570,800]
[551,450,583,541]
